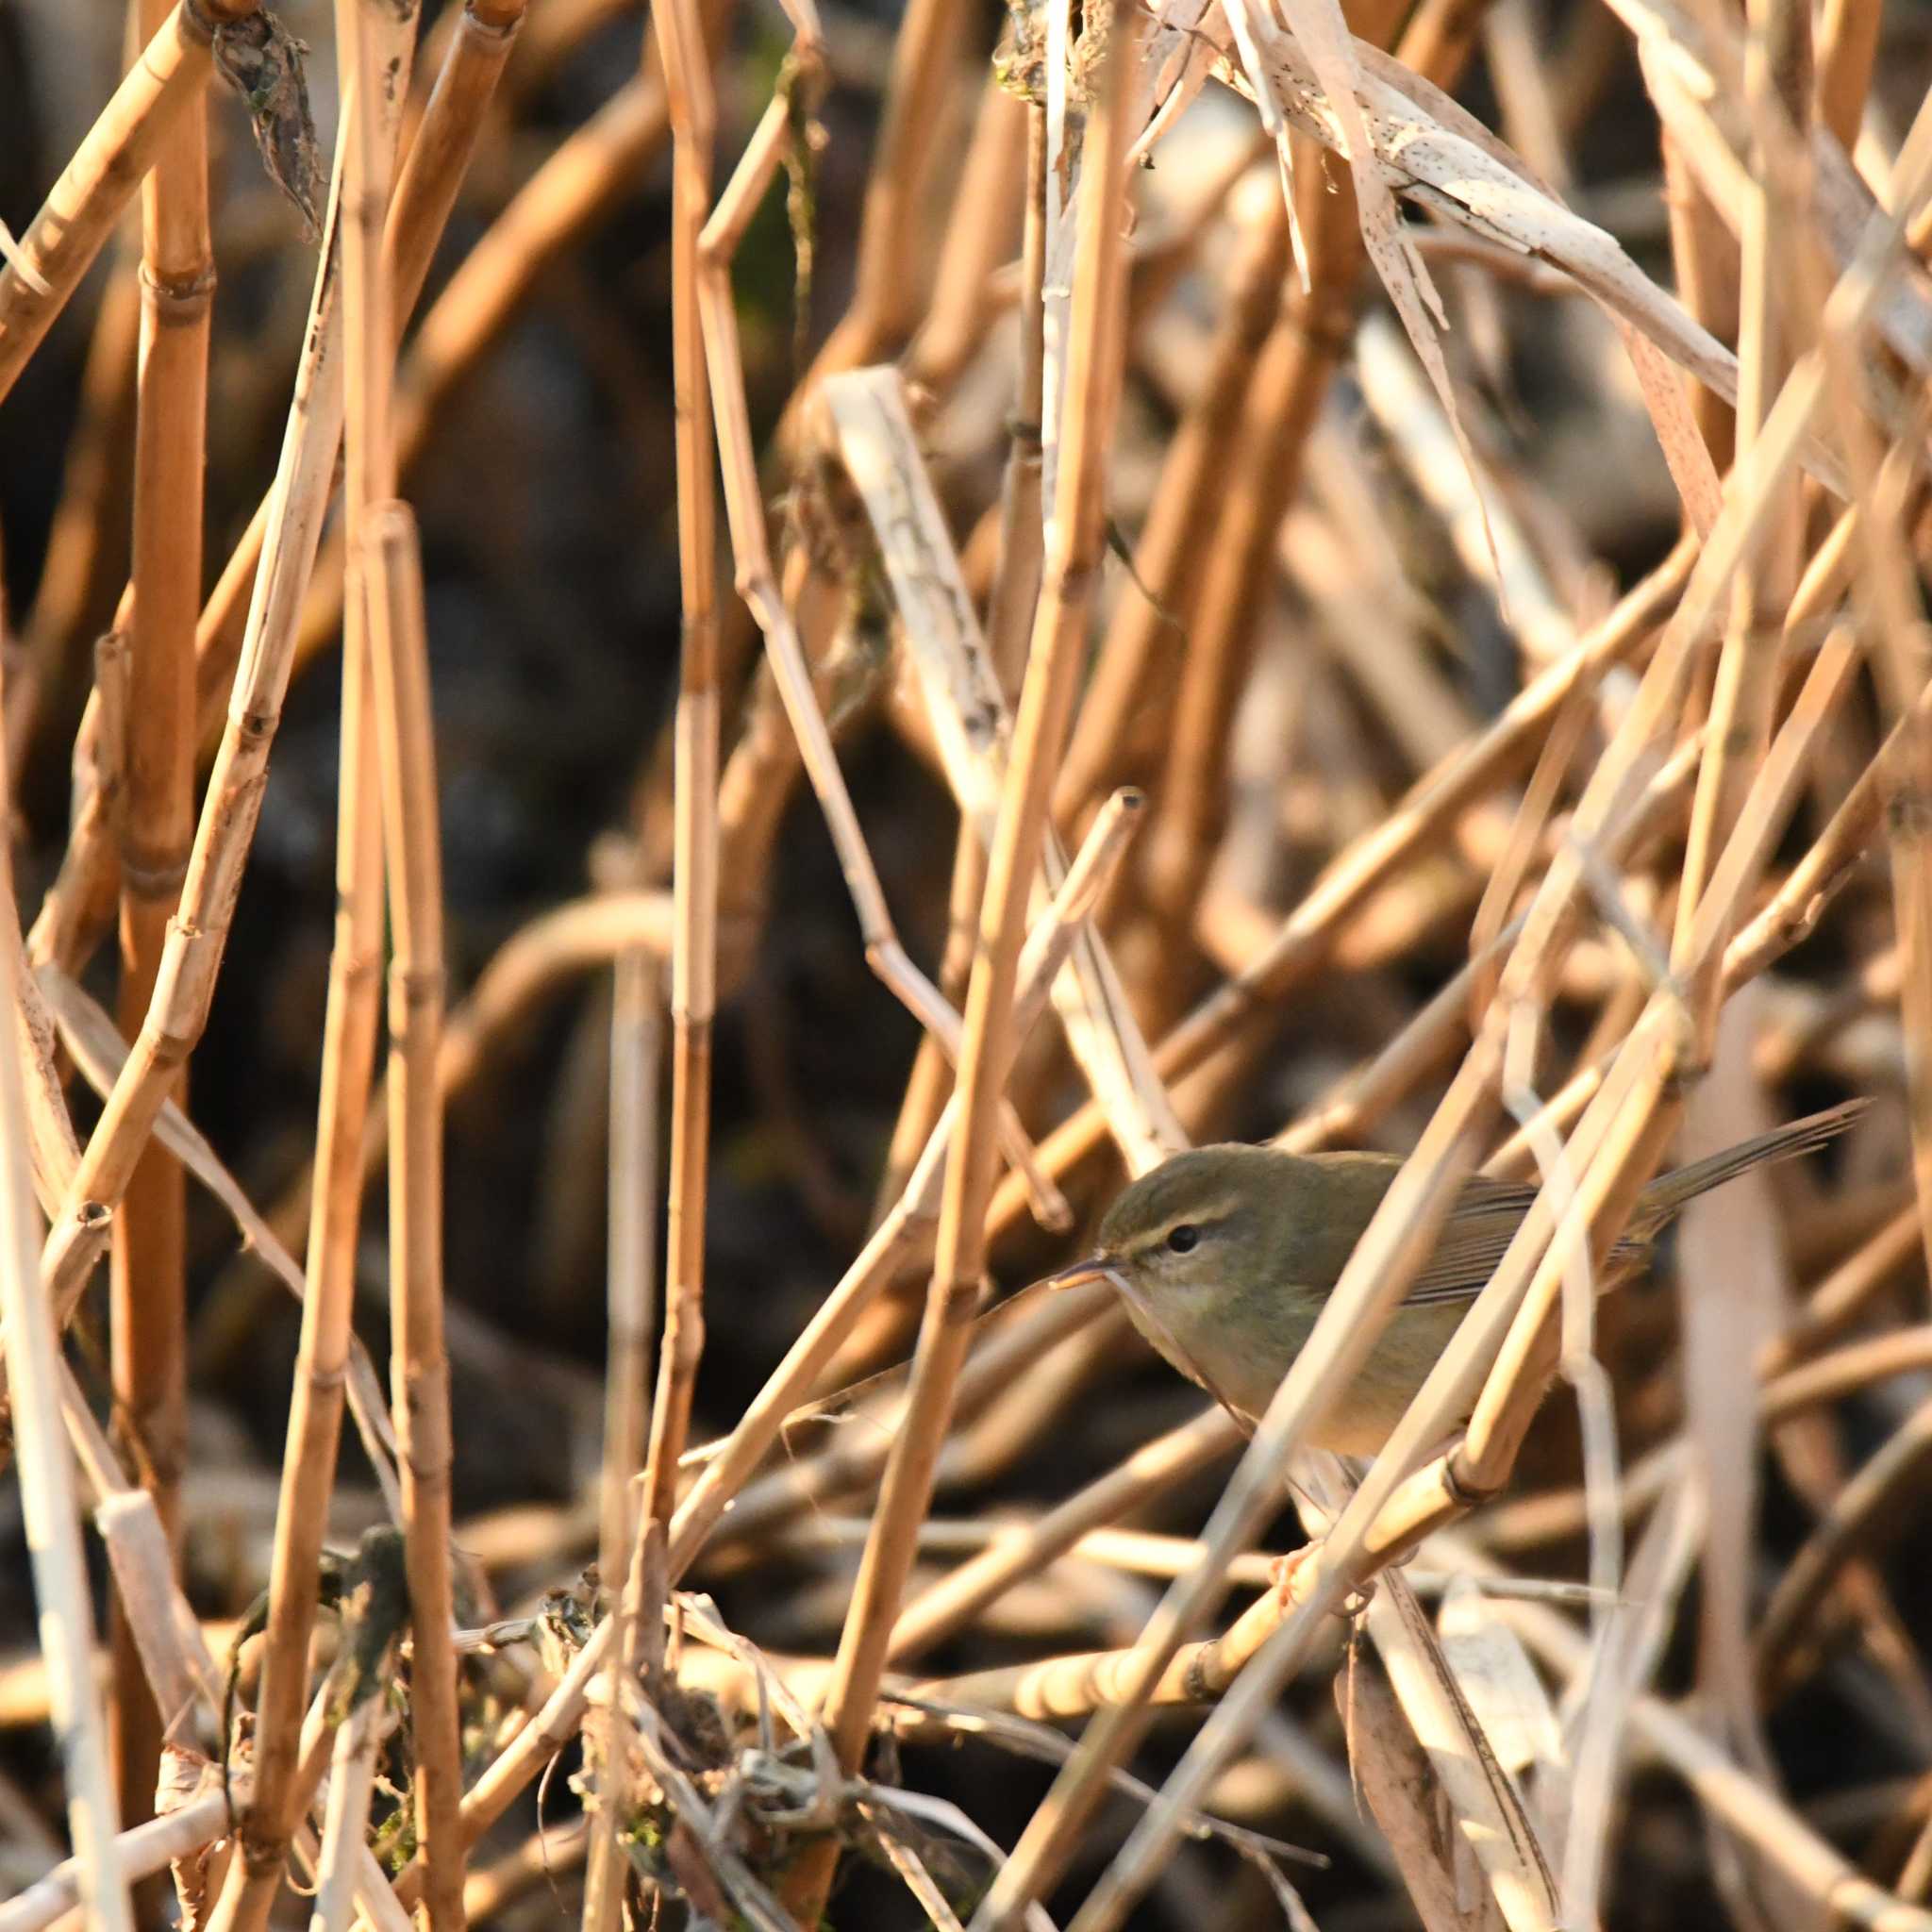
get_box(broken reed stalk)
[108,0,215,1844]
[631,0,721,1712]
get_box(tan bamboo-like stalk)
[629,0,720,1705]
[794,25,1141,1921]
[326,6,462,1918]
[579,947,660,1932]
[872,106,1047,1236]
[383,0,530,317]
[886,1407,1244,1667]
[307,1699,391,1932]
[1670,0,1808,1001]
[202,13,419,1925]
[804,0,967,380]
[0,720,130,1932]
[108,0,215,1844]
[1052,191,1290,829]
[1139,140,1363,971]
[0,1,261,408]
[1813,0,1879,149]
[365,504,465,1927]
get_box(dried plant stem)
[1053,192,1290,826]
[109,0,214,1840]
[1141,135,1362,953]
[308,1700,391,1932]
[366,503,465,1927]
[0,1,260,408]
[807,0,965,378]
[0,742,129,1932]
[208,10,419,1924]
[324,0,465,1911]
[580,949,661,1932]
[632,0,720,1706]
[798,35,1141,1918]
[887,1407,1245,1666]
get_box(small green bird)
[1041,1101,1865,1454]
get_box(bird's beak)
[1037,1254,1116,1292]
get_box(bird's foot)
[1269,1541,1374,1618]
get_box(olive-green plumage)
[1058,1101,1863,1454]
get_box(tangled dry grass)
[5,0,1932,1926]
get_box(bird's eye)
[1166,1224,1200,1255]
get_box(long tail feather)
[1633,1097,1869,1232]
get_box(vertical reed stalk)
[632,0,719,1698]
[792,18,1141,1922]
[207,11,419,1925]
[0,718,130,1932]
[108,0,210,1844]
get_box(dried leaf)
[212,6,325,240]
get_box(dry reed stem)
[802,0,963,383]
[8,261,138,778]
[383,0,530,317]
[110,0,216,1835]
[630,0,720,1710]
[1053,191,1290,828]
[0,728,129,1932]
[887,1407,1246,1667]
[0,0,260,408]
[904,75,1029,391]
[801,34,1141,1918]
[0,1788,229,1932]
[364,503,465,1926]
[1140,135,1362,969]
[579,950,661,1931]
[208,11,418,1923]
[35,1357,412,1932]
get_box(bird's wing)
[1401,1173,1651,1306]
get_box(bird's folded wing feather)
[1400,1174,1644,1307]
